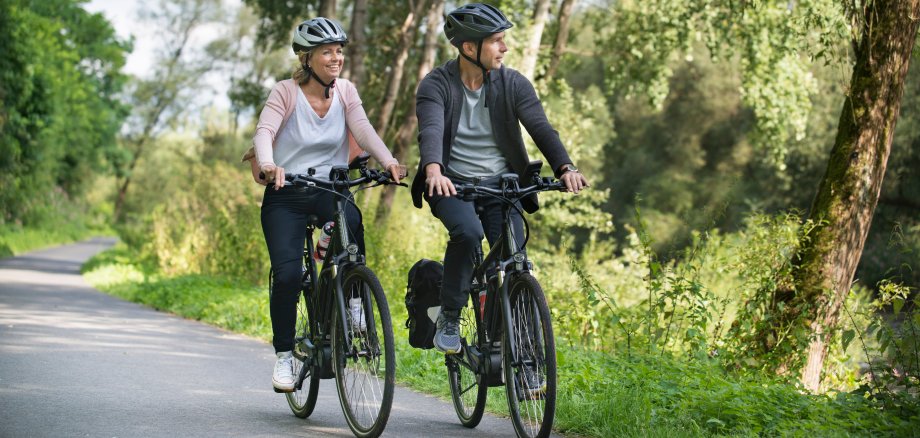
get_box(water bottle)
[479,289,487,320]
[314,221,334,262]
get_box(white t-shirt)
[272,90,347,180]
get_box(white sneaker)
[272,351,295,393]
[349,297,367,331]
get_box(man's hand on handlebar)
[560,169,589,194]
[425,163,456,197]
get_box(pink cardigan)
[242,79,396,169]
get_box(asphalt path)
[0,238,561,437]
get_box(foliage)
[0,0,129,224]
[204,5,289,128]
[241,0,322,50]
[845,280,920,402]
[82,244,271,340]
[83,240,918,437]
[594,0,848,167]
[145,161,265,284]
[51,0,920,427]
[530,80,615,242]
[718,214,811,373]
[0,188,113,258]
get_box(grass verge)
[82,245,917,437]
[1,221,114,258]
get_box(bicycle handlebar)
[452,174,567,202]
[260,165,407,190]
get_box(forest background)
[2,0,919,435]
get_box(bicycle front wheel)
[447,304,488,427]
[331,265,395,438]
[278,267,320,418]
[502,274,557,438]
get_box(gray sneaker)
[434,309,462,354]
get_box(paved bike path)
[0,238,561,437]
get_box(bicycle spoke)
[286,283,319,418]
[447,304,488,427]
[333,266,394,437]
[504,274,556,438]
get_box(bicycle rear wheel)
[502,274,556,438]
[447,304,488,427]
[332,265,395,438]
[273,267,320,418]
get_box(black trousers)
[426,182,525,311]
[261,185,364,353]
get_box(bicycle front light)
[346,243,359,261]
[513,253,525,270]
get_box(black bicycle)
[445,160,565,438]
[266,160,403,438]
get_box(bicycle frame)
[456,172,560,385]
[294,165,389,382]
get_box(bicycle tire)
[502,274,557,438]
[331,265,395,438]
[447,304,488,427]
[286,284,320,418]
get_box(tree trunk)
[542,0,576,81]
[374,0,428,139]
[518,0,552,81]
[783,0,920,392]
[374,0,443,225]
[343,0,367,85]
[319,0,336,18]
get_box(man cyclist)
[411,2,588,366]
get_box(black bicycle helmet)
[444,3,513,47]
[444,3,513,108]
[292,17,348,54]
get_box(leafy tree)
[241,0,328,50]
[0,0,129,224]
[784,0,920,391]
[114,0,223,219]
[205,4,289,132]
[594,0,920,390]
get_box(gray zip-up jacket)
[411,59,572,212]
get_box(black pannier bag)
[405,259,443,349]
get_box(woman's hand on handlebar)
[560,169,589,194]
[250,158,268,186]
[425,163,456,197]
[386,162,406,184]
[260,164,285,190]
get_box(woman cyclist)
[241,17,402,393]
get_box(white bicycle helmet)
[292,17,348,54]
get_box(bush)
[143,161,267,284]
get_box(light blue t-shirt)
[446,85,508,178]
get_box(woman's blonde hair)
[292,51,312,85]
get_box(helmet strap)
[458,40,491,108]
[304,64,336,99]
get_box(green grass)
[1,220,114,258]
[82,244,918,438]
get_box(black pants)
[261,185,364,353]
[426,181,525,311]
